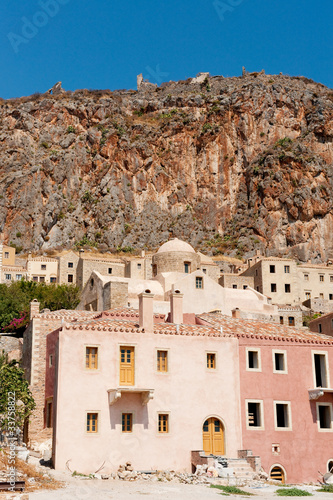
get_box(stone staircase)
[222,457,256,481]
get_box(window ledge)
[309,388,333,400]
[108,388,154,406]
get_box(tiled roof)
[198,313,333,345]
[36,310,101,320]
[298,264,333,270]
[102,308,165,321]
[63,316,224,337]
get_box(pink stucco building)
[43,293,333,484]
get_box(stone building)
[309,312,333,336]
[219,274,254,290]
[0,241,27,283]
[22,300,99,442]
[57,250,80,285]
[79,239,278,320]
[27,255,58,284]
[241,256,333,308]
[39,292,333,484]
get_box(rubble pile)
[0,450,62,493]
[87,462,270,487]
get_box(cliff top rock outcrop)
[0,72,332,262]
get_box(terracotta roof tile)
[198,313,333,344]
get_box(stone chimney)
[170,290,183,324]
[30,299,40,320]
[232,308,241,319]
[139,289,154,332]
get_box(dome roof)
[157,238,196,254]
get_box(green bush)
[276,488,312,496]
[275,137,293,147]
[81,191,94,203]
[202,123,213,133]
[317,484,333,493]
[67,125,76,134]
[210,484,253,495]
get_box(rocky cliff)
[0,73,332,261]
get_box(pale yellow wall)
[27,258,58,283]
[2,245,15,266]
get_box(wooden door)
[120,346,134,386]
[270,466,285,483]
[203,418,224,455]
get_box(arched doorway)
[202,418,224,455]
[270,465,286,483]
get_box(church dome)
[157,238,196,254]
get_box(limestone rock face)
[0,73,332,262]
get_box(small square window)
[320,275,324,282]
[247,401,263,428]
[243,285,248,289]
[108,268,112,274]
[158,414,169,433]
[87,413,98,433]
[32,276,38,282]
[4,252,9,259]
[275,402,291,429]
[288,316,295,326]
[285,284,291,293]
[202,268,207,274]
[273,351,287,373]
[137,263,142,269]
[122,413,132,432]
[41,264,46,270]
[330,276,333,283]
[39,276,45,283]
[232,284,237,289]
[207,353,216,369]
[5,274,11,280]
[305,292,311,300]
[284,266,290,273]
[157,350,168,372]
[50,277,57,283]
[317,404,332,430]
[280,316,284,325]
[329,294,333,301]
[320,293,324,299]
[46,399,53,428]
[16,274,22,281]
[271,283,277,293]
[304,274,309,281]
[313,353,328,388]
[68,262,74,268]
[184,262,190,274]
[196,277,203,289]
[247,349,261,371]
[86,347,98,369]
[270,265,275,273]
[68,274,73,283]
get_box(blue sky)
[0,0,332,99]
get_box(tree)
[0,281,81,334]
[0,354,35,431]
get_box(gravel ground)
[28,473,332,500]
